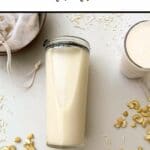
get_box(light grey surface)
[0,13,150,149]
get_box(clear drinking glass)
[120,20,150,79]
[45,36,90,148]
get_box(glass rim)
[46,35,90,52]
[124,20,150,71]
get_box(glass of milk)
[120,20,150,79]
[45,36,90,148]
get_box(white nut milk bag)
[0,13,40,72]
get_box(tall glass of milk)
[120,20,150,79]
[45,36,90,148]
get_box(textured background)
[0,13,150,150]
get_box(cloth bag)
[0,13,44,89]
[0,13,40,52]
[0,13,40,73]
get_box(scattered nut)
[137,108,142,113]
[132,114,143,124]
[114,117,127,128]
[127,102,134,109]
[145,134,150,141]
[114,99,150,144]
[142,119,148,128]
[24,139,35,150]
[147,104,150,108]
[130,122,136,128]
[0,133,36,150]
[138,146,143,150]
[24,134,36,150]
[27,133,34,140]
[122,120,127,128]
[8,145,16,150]
[146,128,150,135]
[14,137,21,143]
[128,100,140,110]
[141,112,150,117]
[123,111,128,117]
[0,146,9,150]
[24,139,31,145]
[114,123,120,128]
[142,106,148,113]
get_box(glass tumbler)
[44,36,90,148]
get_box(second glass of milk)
[120,20,150,79]
[45,36,90,148]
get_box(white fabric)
[0,13,40,52]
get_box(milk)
[46,45,89,148]
[121,21,150,78]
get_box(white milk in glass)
[45,36,90,148]
[121,21,150,78]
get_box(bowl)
[0,13,47,55]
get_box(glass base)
[47,142,83,149]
